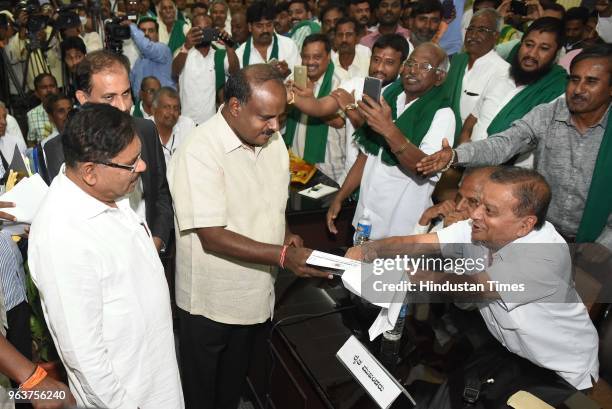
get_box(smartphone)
[197,27,236,48]
[294,65,307,88]
[441,0,455,20]
[362,77,383,104]
[510,0,528,16]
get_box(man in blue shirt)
[126,17,176,95]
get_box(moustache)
[521,57,538,65]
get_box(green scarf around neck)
[242,34,279,66]
[167,18,187,54]
[576,108,612,242]
[487,64,567,136]
[443,52,469,145]
[289,19,321,37]
[283,63,335,164]
[212,45,226,91]
[132,100,144,118]
[354,80,451,166]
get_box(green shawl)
[487,65,568,135]
[242,34,279,66]
[443,52,469,145]
[212,46,227,91]
[505,41,520,63]
[289,19,321,37]
[132,100,144,118]
[577,111,612,242]
[167,18,187,54]
[283,63,335,164]
[354,80,451,166]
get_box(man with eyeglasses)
[42,50,174,254]
[28,103,184,409]
[302,42,455,240]
[133,76,162,120]
[444,8,509,133]
[457,17,568,168]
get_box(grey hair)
[472,8,503,33]
[211,0,229,10]
[152,87,180,109]
[0,100,5,110]
[436,54,450,73]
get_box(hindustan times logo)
[372,255,487,276]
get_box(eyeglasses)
[465,26,496,35]
[93,153,142,173]
[403,61,440,73]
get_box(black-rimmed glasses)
[93,153,142,173]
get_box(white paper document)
[342,263,408,341]
[0,174,49,234]
[306,250,361,272]
[298,183,338,199]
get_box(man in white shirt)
[152,87,196,165]
[158,0,191,52]
[173,14,239,125]
[235,2,300,77]
[331,17,372,80]
[285,34,346,183]
[134,76,160,120]
[29,103,184,409]
[447,8,510,125]
[168,64,330,409]
[461,17,566,144]
[0,102,27,166]
[324,42,456,240]
[347,167,599,398]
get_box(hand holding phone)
[294,65,307,88]
[362,77,383,106]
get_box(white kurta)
[459,49,510,123]
[234,34,301,68]
[353,93,456,240]
[437,220,599,390]
[332,44,372,81]
[28,169,183,409]
[179,48,218,125]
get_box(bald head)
[456,166,498,214]
[415,42,449,72]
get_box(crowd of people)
[0,0,611,408]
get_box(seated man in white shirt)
[0,101,27,166]
[319,42,455,240]
[151,87,196,165]
[347,167,599,401]
[412,166,497,234]
[331,17,372,80]
[29,103,184,409]
[236,2,301,77]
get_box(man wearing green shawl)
[172,14,239,125]
[326,43,456,240]
[283,34,346,183]
[445,9,509,139]
[459,17,567,167]
[236,2,300,78]
[288,0,321,51]
[417,45,612,250]
[158,0,191,52]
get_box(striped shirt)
[0,231,26,311]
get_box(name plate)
[336,335,410,409]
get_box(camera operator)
[123,16,175,96]
[172,13,239,125]
[5,3,51,92]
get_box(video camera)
[104,15,131,54]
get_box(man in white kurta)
[28,104,183,409]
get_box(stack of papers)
[0,174,49,235]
